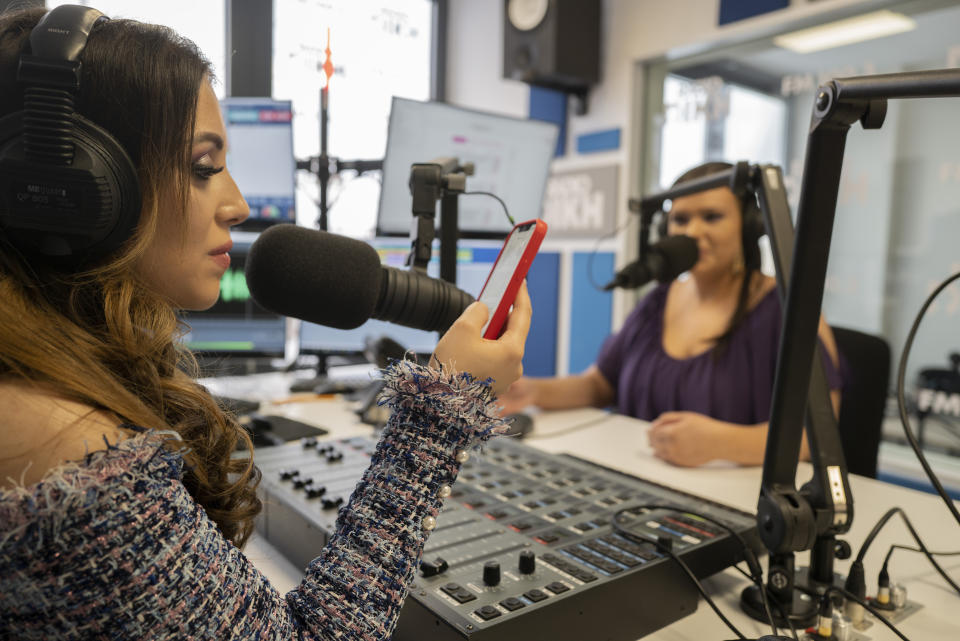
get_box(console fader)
[253,435,763,641]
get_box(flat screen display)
[221,97,297,229]
[377,97,558,237]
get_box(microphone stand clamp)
[406,158,474,281]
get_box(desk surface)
[231,385,960,641]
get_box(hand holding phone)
[478,219,547,339]
[431,280,531,395]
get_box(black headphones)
[0,5,140,268]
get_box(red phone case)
[478,218,548,339]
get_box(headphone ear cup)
[0,111,141,265]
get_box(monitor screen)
[299,237,503,355]
[181,232,287,356]
[377,97,558,237]
[221,97,297,230]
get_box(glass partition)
[640,0,960,462]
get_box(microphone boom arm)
[629,159,857,626]
[752,68,960,625]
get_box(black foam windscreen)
[245,224,383,329]
[656,235,699,280]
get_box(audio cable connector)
[815,594,833,639]
[843,559,866,626]
[874,566,894,610]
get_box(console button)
[545,581,570,594]
[474,605,501,620]
[500,597,526,611]
[452,589,476,604]
[523,589,549,602]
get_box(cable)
[525,414,614,440]
[856,507,900,563]
[895,268,960,525]
[612,505,765,640]
[855,507,960,597]
[883,544,960,570]
[461,191,515,226]
[795,584,913,641]
[612,523,748,639]
[586,215,635,291]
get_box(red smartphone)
[477,219,547,339]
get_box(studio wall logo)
[917,388,960,416]
[541,165,618,239]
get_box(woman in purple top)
[499,161,842,467]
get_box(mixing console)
[253,435,763,641]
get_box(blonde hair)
[0,8,260,546]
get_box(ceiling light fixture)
[773,10,916,54]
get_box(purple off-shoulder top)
[596,283,842,424]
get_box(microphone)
[603,235,699,291]
[245,224,474,333]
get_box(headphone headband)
[17,6,106,89]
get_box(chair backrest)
[832,326,891,478]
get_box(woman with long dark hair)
[499,161,842,466]
[0,7,530,639]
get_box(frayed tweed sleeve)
[286,360,508,637]
[0,361,506,641]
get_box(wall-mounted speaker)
[502,0,601,93]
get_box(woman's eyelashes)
[703,210,725,223]
[192,163,225,180]
[670,210,725,226]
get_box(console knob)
[483,561,501,586]
[518,550,536,574]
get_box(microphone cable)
[586,214,635,292]
[462,191,515,226]
[882,544,960,576]
[524,413,615,440]
[853,506,960,597]
[612,504,781,640]
[883,544,960,566]
[896,268,960,526]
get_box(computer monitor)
[181,232,287,356]
[377,97,558,237]
[221,97,297,230]
[299,237,503,356]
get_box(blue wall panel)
[718,0,788,25]
[528,86,567,157]
[569,252,614,374]
[523,251,560,376]
[576,128,621,154]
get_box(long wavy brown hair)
[0,8,260,546]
